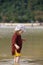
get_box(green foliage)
[0,16,2,22]
[0,0,43,23]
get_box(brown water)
[0,59,43,65]
[0,26,43,65]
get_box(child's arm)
[15,44,20,49]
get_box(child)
[12,24,25,64]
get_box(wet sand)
[0,59,43,65]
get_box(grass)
[0,28,43,60]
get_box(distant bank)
[0,23,40,28]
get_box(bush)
[0,16,2,22]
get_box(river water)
[0,59,43,65]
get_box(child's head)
[15,24,25,35]
[17,29,24,35]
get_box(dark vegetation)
[0,0,43,23]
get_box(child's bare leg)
[14,56,16,63]
[15,56,20,63]
[14,50,21,63]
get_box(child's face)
[18,30,23,35]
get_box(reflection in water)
[14,63,20,65]
[0,59,43,65]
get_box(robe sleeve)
[11,33,17,55]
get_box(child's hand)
[15,44,20,49]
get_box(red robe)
[12,32,22,55]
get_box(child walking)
[11,24,25,64]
